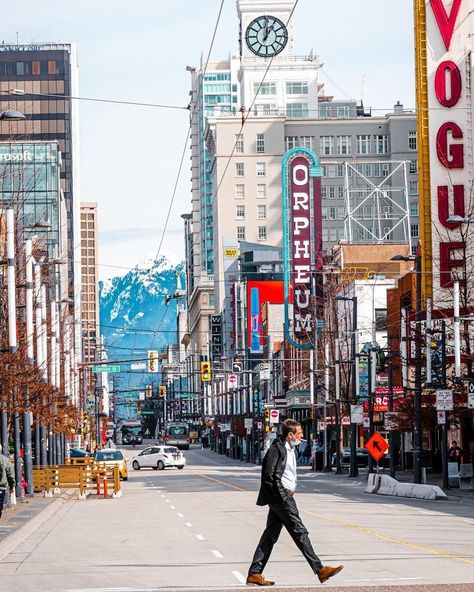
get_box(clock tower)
[237,0,295,59]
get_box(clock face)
[245,15,288,57]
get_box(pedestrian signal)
[148,350,159,373]
[200,360,212,382]
[159,385,167,398]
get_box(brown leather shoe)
[318,564,344,583]
[246,573,275,586]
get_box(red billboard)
[247,280,285,354]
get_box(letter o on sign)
[292,163,308,186]
[435,60,462,108]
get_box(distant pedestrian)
[0,444,15,520]
[246,419,343,587]
[448,440,462,468]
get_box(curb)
[0,489,77,562]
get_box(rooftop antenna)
[360,75,368,107]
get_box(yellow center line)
[192,470,474,566]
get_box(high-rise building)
[0,42,82,360]
[80,202,99,365]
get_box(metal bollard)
[421,467,427,484]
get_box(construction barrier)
[33,464,122,499]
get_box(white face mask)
[291,434,302,447]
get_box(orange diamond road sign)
[365,432,389,462]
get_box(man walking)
[0,444,16,520]
[247,419,343,587]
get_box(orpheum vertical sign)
[282,148,323,350]
[425,0,473,300]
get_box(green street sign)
[140,411,155,415]
[92,365,121,373]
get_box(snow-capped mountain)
[99,255,184,420]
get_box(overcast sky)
[2,1,416,280]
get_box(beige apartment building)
[80,202,99,364]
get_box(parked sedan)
[332,447,369,468]
[94,449,128,480]
[132,445,186,471]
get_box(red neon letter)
[436,122,464,168]
[435,61,462,107]
[439,241,464,287]
[430,0,462,51]
[437,185,465,228]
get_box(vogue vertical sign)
[282,148,323,350]
[425,0,473,298]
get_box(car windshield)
[168,426,187,436]
[165,447,179,453]
[96,451,123,461]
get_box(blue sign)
[250,287,263,354]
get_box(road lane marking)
[195,534,205,540]
[170,505,175,509]
[346,577,423,582]
[177,513,184,518]
[232,570,246,583]
[212,550,223,558]
[165,499,170,502]
[161,494,165,498]
[194,469,474,567]
[185,522,193,527]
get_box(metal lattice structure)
[344,160,412,251]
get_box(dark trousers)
[0,490,6,519]
[249,497,323,575]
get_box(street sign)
[468,381,474,409]
[246,427,252,435]
[274,398,287,406]
[365,432,389,462]
[228,374,238,389]
[244,418,253,429]
[92,365,120,373]
[214,373,226,380]
[350,404,363,424]
[259,363,271,381]
[437,410,446,425]
[263,403,275,409]
[140,411,155,415]
[269,409,280,424]
[436,389,453,411]
[363,414,370,428]
[131,362,147,370]
[257,421,263,430]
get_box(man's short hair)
[282,419,301,438]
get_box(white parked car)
[132,445,186,471]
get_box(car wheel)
[132,460,140,471]
[177,465,184,470]
[157,460,165,471]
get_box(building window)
[286,81,309,94]
[338,206,345,220]
[256,133,265,153]
[257,204,267,219]
[300,136,314,149]
[32,61,40,75]
[410,224,419,238]
[237,226,246,240]
[235,134,244,153]
[338,185,344,199]
[257,183,266,198]
[258,226,267,240]
[337,164,344,177]
[338,227,346,240]
[409,160,418,174]
[319,105,332,118]
[322,228,329,241]
[285,136,298,150]
[357,135,371,155]
[337,106,350,118]
[286,103,309,117]
[409,202,419,217]
[409,180,418,196]
[363,164,372,177]
[328,186,336,199]
[236,205,245,219]
[375,309,387,331]
[235,163,245,176]
[322,207,328,220]
[382,163,390,177]
[256,162,266,176]
[321,186,327,199]
[329,228,337,241]
[337,135,351,155]
[320,136,335,156]
[329,206,336,220]
[374,134,389,154]
[374,164,381,177]
[408,130,417,150]
[254,81,277,96]
[236,184,245,198]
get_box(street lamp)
[334,295,358,478]
[0,109,26,121]
[391,252,423,484]
[447,215,474,224]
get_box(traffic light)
[200,360,212,382]
[159,385,167,398]
[146,385,153,398]
[148,350,159,373]
[264,408,270,433]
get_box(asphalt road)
[0,445,473,592]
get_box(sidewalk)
[0,494,55,545]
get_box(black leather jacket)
[256,437,289,506]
